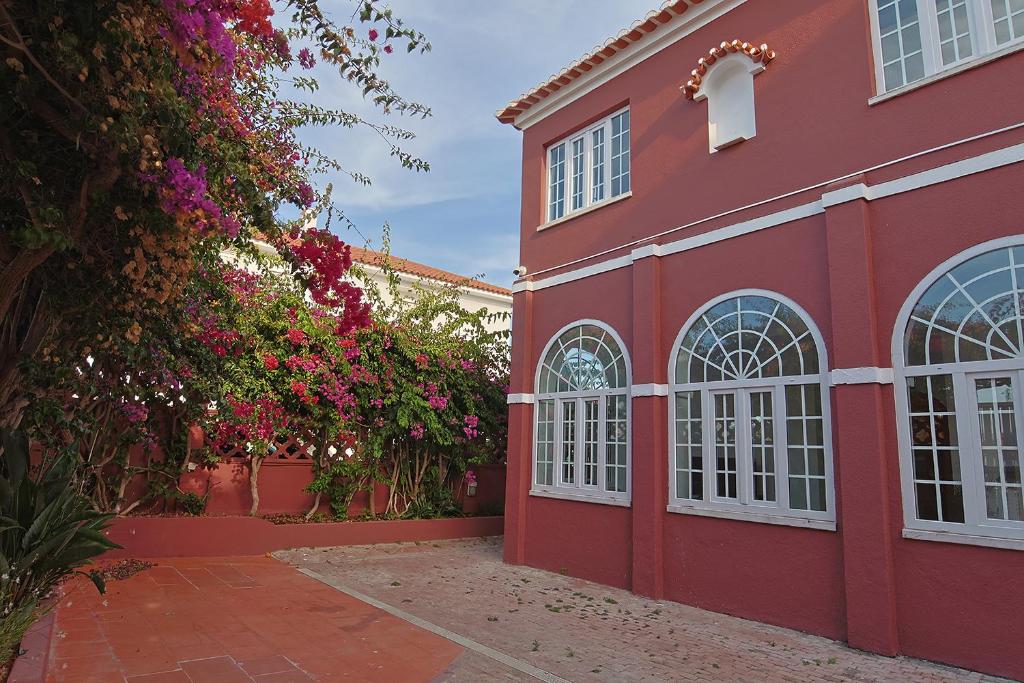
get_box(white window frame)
[532,319,632,506]
[667,290,836,530]
[892,237,1024,549]
[544,107,630,226]
[868,0,1024,97]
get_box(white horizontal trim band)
[666,504,837,531]
[631,383,669,397]
[829,367,895,385]
[513,133,1024,295]
[507,393,535,405]
[902,527,1024,551]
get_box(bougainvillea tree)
[0,0,430,429]
[321,254,510,518]
[197,255,368,515]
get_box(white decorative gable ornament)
[682,41,776,153]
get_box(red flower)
[263,354,279,370]
[368,28,379,41]
[384,44,393,54]
[286,328,307,345]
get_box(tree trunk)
[305,490,322,520]
[249,456,263,515]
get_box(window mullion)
[918,0,942,76]
[575,397,584,490]
[776,384,791,511]
[701,388,713,503]
[737,389,752,506]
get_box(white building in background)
[347,246,511,335]
[222,239,512,336]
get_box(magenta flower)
[298,47,316,69]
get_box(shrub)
[0,430,118,673]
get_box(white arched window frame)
[668,290,836,530]
[893,237,1024,549]
[533,320,631,506]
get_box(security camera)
[512,265,528,278]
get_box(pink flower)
[384,44,393,54]
[368,28,379,41]
[410,423,425,440]
[428,395,448,411]
[465,470,477,486]
[298,47,316,69]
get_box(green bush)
[0,430,119,672]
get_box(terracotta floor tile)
[253,670,313,682]
[178,656,251,683]
[125,670,191,682]
[237,654,296,676]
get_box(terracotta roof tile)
[681,40,776,100]
[349,246,512,297]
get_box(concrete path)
[276,537,1011,683]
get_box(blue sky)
[297,0,654,287]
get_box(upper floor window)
[895,241,1024,546]
[871,0,1024,94]
[546,109,630,223]
[534,321,631,505]
[669,293,835,529]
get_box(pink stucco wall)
[503,0,1024,679]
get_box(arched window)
[534,321,630,505]
[895,241,1024,545]
[669,292,835,528]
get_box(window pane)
[991,0,1024,44]
[750,390,777,503]
[674,391,703,501]
[605,394,628,493]
[935,0,973,65]
[583,399,599,487]
[610,111,630,197]
[561,401,576,485]
[548,144,565,221]
[906,375,964,522]
[875,0,925,91]
[713,393,738,499]
[570,138,585,211]
[786,384,828,512]
[974,376,1024,521]
[535,400,555,486]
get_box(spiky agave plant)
[0,429,119,673]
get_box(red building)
[497,1,1024,678]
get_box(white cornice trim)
[519,140,1024,294]
[507,393,535,405]
[631,383,669,397]
[822,143,1024,208]
[820,183,871,207]
[829,367,895,385]
[513,0,747,130]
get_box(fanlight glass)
[538,325,627,393]
[675,295,819,383]
[905,246,1024,366]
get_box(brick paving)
[276,537,1012,683]
[35,556,461,682]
